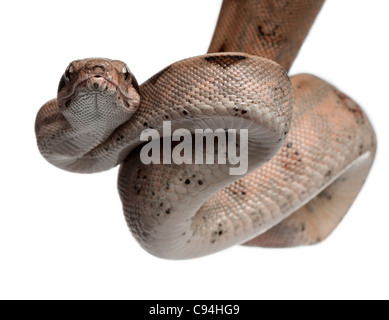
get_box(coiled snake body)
[35,0,376,259]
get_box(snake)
[35,0,376,259]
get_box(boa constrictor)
[35,0,376,259]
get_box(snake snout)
[89,77,107,91]
[83,62,115,92]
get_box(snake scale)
[35,0,376,259]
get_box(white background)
[0,0,388,300]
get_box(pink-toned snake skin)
[35,0,376,259]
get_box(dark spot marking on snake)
[339,177,347,183]
[259,24,288,47]
[335,89,365,124]
[258,25,279,37]
[185,179,191,185]
[65,99,72,108]
[325,170,332,177]
[198,180,203,186]
[287,142,293,148]
[166,209,171,215]
[205,55,247,69]
[359,144,364,155]
[319,191,332,201]
[150,65,172,85]
[144,122,148,128]
[258,25,266,37]
[58,76,66,93]
[183,110,188,116]
[218,40,227,52]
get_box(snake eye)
[65,65,74,81]
[122,65,130,81]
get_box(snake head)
[56,58,141,131]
